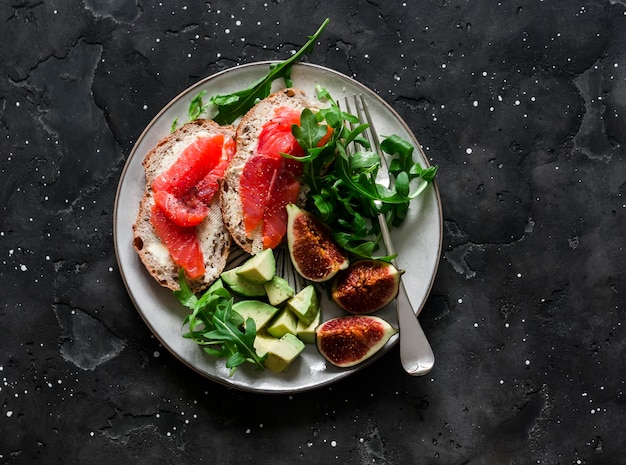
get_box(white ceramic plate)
[114,62,442,393]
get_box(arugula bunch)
[290,87,438,259]
[175,271,266,376]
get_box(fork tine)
[345,95,370,154]
[357,95,388,171]
[348,95,392,184]
[345,95,397,258]
[342,97,358,156]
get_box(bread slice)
[132,119,235,293]
[220,88,312,254]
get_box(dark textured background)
[1,1,625,464]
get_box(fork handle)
[378,213,434,375]
[396,279,435,375]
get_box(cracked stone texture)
[1,1,625,464]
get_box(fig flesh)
[316,315,397,367]
[286,204,349,282]
[331,259,402,314]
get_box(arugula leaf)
[292,108,329,150]
[188,90,210,121]
[176,270,266,375]
[173,270,199,309]
[204,304,266,376]
[195,19,329,126]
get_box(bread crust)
[220,88,312,254]
[132,119,235,293]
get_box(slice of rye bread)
[132,119,235,293]
[220,88,313,255]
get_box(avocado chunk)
[253,331,276,358]
[259,333,305,373]
[232,300,279,331]
[236,248,276,283]
[296,310,321,344]
[221,266,267,297]
[286,284,319,326]
[266,307,298,338]
[264,275,295,306]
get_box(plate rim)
[113,61,443,393]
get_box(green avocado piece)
[236,248,276,284]
[286,284,319,326]
[253,332,276,358]
[266,307,298,338]
[259,333,305,373]
[296,310,321,344]
[221,266,267,297]
[264,275,295,306]
[232,300,279,331]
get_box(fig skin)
[316,315,397,367]
[331,259,402,314]
[286,204,349,282]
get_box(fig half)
[316,315,397,367]
[286,204,349,282]
[331,259,402,314]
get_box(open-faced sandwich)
[220,88,313,255]
[132,118,236,293]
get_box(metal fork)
[345,95,435,376]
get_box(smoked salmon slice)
[256,106,305,176]
[153,190,208,227]
[150,133,234,278]
[195,137,236,204]
[150,204,205,279]
[240,154,283,236]
[152,134,233,227]
[262,169,301,249]
[240,106,307,248]
[256,106,304,158]
[152,134,225,195]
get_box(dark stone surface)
[1,1,625,464]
